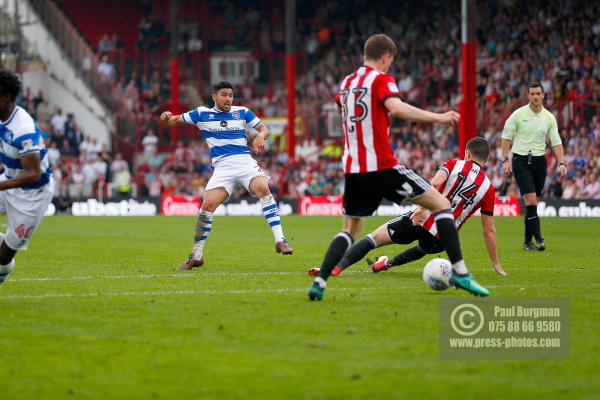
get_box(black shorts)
[386,213,444,254]
[512,154,547,197]
[343,166,430,217]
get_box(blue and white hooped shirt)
[0,106,51,190]
[181,105,261,164]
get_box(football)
[422,258,453,290]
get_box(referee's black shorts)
[343,165,430,217]
[512,153,547,197]
[386,213,444,254]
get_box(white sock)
[314,277,327,288]
[192,209,213,260]
[452,260,468,275]
[0,259,15,285]
[260,194,285,242]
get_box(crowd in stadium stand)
[15,85,600,202]
[11,0,600,204]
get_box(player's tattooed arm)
[159,111,184,126]
[0,153,42,190]
[251,123,270,154]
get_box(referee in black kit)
[501,82,567,251]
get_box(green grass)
[0,215,599,399]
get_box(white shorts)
[0,181,54,250]
[206,154,267,196]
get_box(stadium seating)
[16,0,599,201]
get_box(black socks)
[389,246,427,268]
[318,231,354,280]
[525,205,543,243]
[337,235,376,270]
[434,209,463,265]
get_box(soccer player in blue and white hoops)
[160,81,293,270]
[0,70,54,286]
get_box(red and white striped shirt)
[336,66,401,173]
[420,159,495,237]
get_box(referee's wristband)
[559,161,566,167]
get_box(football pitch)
[1,215,599,399]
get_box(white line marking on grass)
[1,283,596,301]
[8,266,594,283]
[10,271,299,282]
[0,287,373,300]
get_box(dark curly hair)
[0,70,21,102]
[212,80,234,93]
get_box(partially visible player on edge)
[160,81,293,270]
[308,34,490,300]
[321,137,506,277]
[0,70,54,286]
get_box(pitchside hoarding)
[46,197,600,217]
[160,195,294,217]
[296,197,600,217]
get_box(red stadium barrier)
[493,197,521,217]
[298,196,343,216]
[161,195,201,216]
[298,196,525,217]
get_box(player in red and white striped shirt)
[336,65,399,173]
[333,137,506,276]
[309,34,490,300]
[419,156,496,237]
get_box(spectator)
[97,55,116,83]
[70,161,85,198]
[79,136,91,160]
[50,108,67,137]
[82,159,98,197]
[187,33,203,52]
[47,141,61,167]
[98,34,113,53]
[562,180,579,199]
[142,128,158,160]
[581,174,600,199]
[114,167,132,197]
[88,138,103,160]
[37,100,52,122]
[111,34,123,50]
[110,153,129,176]
[64,113,76,138]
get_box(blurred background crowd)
[6,0,600,202]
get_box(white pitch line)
[10,271,300,282]
[0,283,595,301]
[0,286,378,300]
[7,267,594,283]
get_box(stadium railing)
[29,0,118,111]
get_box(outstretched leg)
[370,245,427,272]
[178,188,228,270]
[336,222,395,272]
